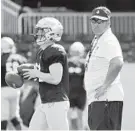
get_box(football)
[5,72,24,88]
[17,64,35,79]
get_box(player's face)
[69,50,79,57]
[35,28,46,46]
[90,18,108,35]
[69,50,84,57]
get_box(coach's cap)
[90,7,111,20]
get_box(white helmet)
[69,42,85,57]
[1,37,16,53]
[35,17,63,45]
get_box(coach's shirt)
[84,28,124,104]
[36,44,69,103]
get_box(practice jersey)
[68,57,86,110]
[6,53,27,72]
[1,53,10,86]
[1,53,27,87]
[36,44,69,103]
[68,57,85,90]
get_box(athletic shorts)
[88,101,123,130]
[69,88,86,110]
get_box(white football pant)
[29,101,69,130]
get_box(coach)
[84,6,124,130]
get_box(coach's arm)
[103,56,124,88]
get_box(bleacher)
[1,0,135,62]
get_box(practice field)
[121,63,135,130]
[4,63,135,130]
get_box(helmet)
[1,37,16,53]
[69,42,85,57]
[35,17,63,45]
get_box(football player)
[1,37,15,88]
[68,42,88,130]
[22,17,69,130]
[1,37,27,130]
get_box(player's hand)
[22,66,39,80]
[95,85,107,99]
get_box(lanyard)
[85,37,99,70]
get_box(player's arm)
[23,63,63,85]
[23,49,65,85]
[103,56,124,88]
[36,63,63,85]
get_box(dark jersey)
[68,57,85,90]
[68,57,86,110]
[36,44,69,103]
[1,53,10,86]
[1,53,27,87]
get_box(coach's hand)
[95,86,107,99]
[22,66,39,80]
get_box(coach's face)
[90,18,109,35]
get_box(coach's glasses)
[90,18,107,24]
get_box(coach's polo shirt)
[84,28,124,104]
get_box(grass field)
[4,63,135,130]
[121,63,135,130]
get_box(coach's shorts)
[88,101,123,130]
[69,88,86,110]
